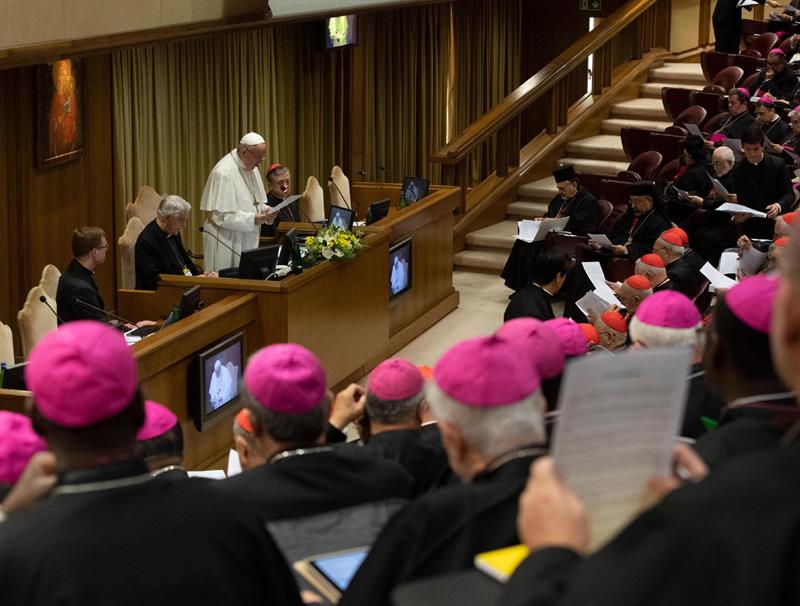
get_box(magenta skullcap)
[725,274,779,334]
[495,318,566,379]
[137,401,178,441]
[368,358,424,401]
[433,335,540,408]
[635,291,701,329]
[544,318,588,357]
[244,343,326,414]
[0,411,47,485]
[25,321,138,428]
[769,48,785,55]
[758,94,776,106]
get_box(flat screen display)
[325,15,357,49]
[329,205,355,231]
[401,176,430,204]
[310,549,368,592]
[389,238,412,299]
[192,332,244,430]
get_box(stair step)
[454,249,509,272]
[610,98,668,121]
[507,200,550,219]
[648,62,706,84]
[640,81,706,98]
[464,220,518,251]
[556,157,630,176]
[566,135,626,161]
[518,176,557,200]
[601,117,673,135]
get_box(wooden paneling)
[0,54,115,354]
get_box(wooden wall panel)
[0,54,114,354]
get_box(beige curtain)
[112,25,345,252]
[360,4,451,184]
[451,0,521,183]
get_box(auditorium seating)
[126,185,161,225]
[328,166,352,209]
[300,176,326,222]
[655,158,681,182]
[0,321,13,366]
[661,87,693,121]
[700,51,731,83]
[744,32,779,58]
[38,264,61,302]
[620,127,659,161]
[118,217,146,290]
[596,199,615,230]
[704,66,744,94]
[17,286,57,359]
[729,54,764,81]
[689,92,725,128]
[648,133,685,163]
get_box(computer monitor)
[237,245,279,279]
[401,176,430,204]
[366,199,390,225]
[190,332,243,431]
[179,285,201,320]
[1,362,27,390]
[278,228,298,266]
[323,15,357,50]
[389,238,412,299]
[328,205,355,231]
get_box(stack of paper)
[738,246,767,275]
[515,217,569,243]
[718,250,739,275]
[715,202,768,218]
[582,262,623,308]
[588,233,613,250]
[576,291,618,317]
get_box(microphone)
[358,170,390,209]
[39,295,65,324]
[72,296,136,327]
[198,226,241,259]
[328,176,352,210]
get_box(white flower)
[322,247,334,260]
[335,249,344,258]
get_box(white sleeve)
[213,210,257,233]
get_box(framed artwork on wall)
[36,58,84,169]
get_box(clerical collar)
[269,445,333,465]
[54,459,153,496]
[532,282,556,297]
[727,391,796,409]
[747,153,765,166]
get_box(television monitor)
[389,238,412,299]
[401,176,430,205]
[1,362,27,390]
[366,199,390,225]
[278,228,298,266]
[324,15,357,50]
[190,332,244,431]
[328,205,355,231]
[238,245,279,279]
[179,285,201,320]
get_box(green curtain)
[112,25,346,252]
[451,0,521,184]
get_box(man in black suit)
[261,164,301,237]
[732,126,795,217]
[223,343,414,520]
[546,165,600,235]
[505,248,572,322]
[652,227,707,299]
[135,195,214,290]
[0,321,302,606]
[55,226,110,323]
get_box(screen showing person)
[325,15,357,49]
[204,339,242,414]
[401,176,430,204]
[328,205,354,231]
[389,239,412,298]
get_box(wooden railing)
[432,0,672,215]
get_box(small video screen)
[389,239,412,298]
[203,339,242,415]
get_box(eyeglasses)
[94,244,109,250]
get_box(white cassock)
[209,364,234,409]
[390,257,408,294]
[200,150,267,271]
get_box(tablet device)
[293,547,369,603]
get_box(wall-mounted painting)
[36,59,84,169]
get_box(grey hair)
[712,146,735,165]
[157,195,191,219]
[629,316,704,349]
[365,389,424,425]
[427,382,545,459]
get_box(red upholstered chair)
[730,54,765,81]
[673,105,707,127]
[620,127,659,161]
[575,172,607,198]
[596,199,615,230]
[700,51,733,83]
[740,71,761,91]
[704,66,744,94]
[745,32,779,58]
[702,112,726,134]
[661,87,694,121]
[689,91,726,128]
[603,203,630,234]
[648,132,685,163]
[742,18,769,37]
[623,150,663,181]
[600,179,636,206]
[655,158,681,182]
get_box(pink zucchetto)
[629,291,702,348]
[25,321,138,428]
[724,274,779,335]
[544,318,589,357]
[495,318,566,379]
[243,343,326,414]
[0,411,47,485]
[136,401,179,441]
[368,358,424,401]
[769,48,785,55]
[758,94,776,107]
[433,336,540,408]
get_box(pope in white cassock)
[200,132,277,271]
[209,359,235,410]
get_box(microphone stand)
[39,295,65,324]
[328,176,352,211]
[72,297,137,327]
[198,226,241,259]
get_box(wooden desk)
[0,389,29,415]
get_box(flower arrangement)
[304,226,363,262]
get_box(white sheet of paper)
[538,216,570,240]
[710,176,729,198]
[582,262,623,307]
[516,220,541,243]
[577,290,620,317]
[268,194,301,212]
[588,233,613,249]
[718,250,740,275]
[227,448,242,477]
[188,470,227,480]
[739,246,768,275]
[700,262,738,292]
[551,347,692,550]
[737,0,758,6]
[715,202,768,218]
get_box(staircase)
[454,61,706,274]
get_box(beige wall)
[670,0,712,52]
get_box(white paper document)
[268,194,301,213]
[576,290,619,318]
[588,233,613,249]
[582,262,623,307]
[718,250,740,275]
[737,0,759,6]
[188,469,227,480]
[700,262,738,292]
[738,246,768,275]
[551,348,692,550]
[715,203,768,218]
[709,176,729,198]
[515,217,569,243]
[227,448,242,477]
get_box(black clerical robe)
[340,428,450,493]
[545,187,600,235]
[694,394,800,469]
[261,192,301,237]
[135,220,201,290]
[760,116,793,145]
[713,0,767,53]
[751,67,800,103]
[339,453,543,606]
[608,208,671,260]
[221,447,414,520]
[682,364,726,440]
[665,161,713,225]
[732,152,795,213]
[55,259,106,323]
[665,249,707,299]
[0,460,302,606]
[711,110,755,141]
[501,442,800,606]
[504,284,556,323]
